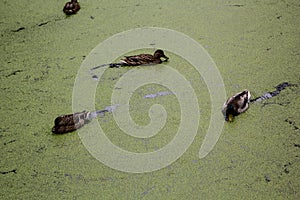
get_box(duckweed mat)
[1,0,299,199]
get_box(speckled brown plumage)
[109,49,169,67]
[90,49,169,70]
[52,111,89,134]
[222,90,251,122]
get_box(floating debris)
[92,75,98,81]
[38,21,50,27]
[283,162,292,174]
[264,175,271,182]
[144,91,173,99]
[11,27,25,32]
[52,105,119,134]
[3,139,16,145]
[226,4,244,7]
[0,169,17,174]
[6,70,23,78]
[285,118,299,130]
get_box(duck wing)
[122,54,157,66]
[232,92,250,113]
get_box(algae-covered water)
[1,0,300,199]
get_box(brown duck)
[91,49,169,70]
[222,90,251,122]
[63,0,80,15]
[52,105,118,134]
[52,111,89,134]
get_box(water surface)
[1,0,299,199]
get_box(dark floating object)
[63,0,80,15]
[90,49,169,70]
[91,75,98,81]
[227,4,244,7]
[222,90,251,122]
[38,21,50,27]
[264,175,271,182]
[284,119,299,130]
[0,169,17,175]
[11,27,25,32]
[52,105,118,134]
[6,70,23,77]
[294,144,300,148]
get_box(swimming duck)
[63,0,80,15]
[91,49,169,70]
[52,106,117,134]
[52,111,89,134]
[222,90,251,122]
[114,49,169,67]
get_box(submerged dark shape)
[222,90,251,122]
[63,0,80,15]
[90,49,169,70]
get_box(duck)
[116,49,169,66]
[63,0,80,15]
[52,111,89,134]
[52,107,113,134]
[222,90,251,122]
[91,49,169,70]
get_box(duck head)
[154,49,169,61]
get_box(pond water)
[1,0,299,199]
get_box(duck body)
[63,0,80,15]
[52,111,89,134]
[52,107,113,134]
[222,90,251,122]
[109,49,169,68]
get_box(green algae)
[1,0,300,199]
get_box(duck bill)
[163,56,169,61]
[227,114,234,122]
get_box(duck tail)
[90,63,125,70]
[90,63,110,70]
[108,63,125,68]
[87,104,119,119]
